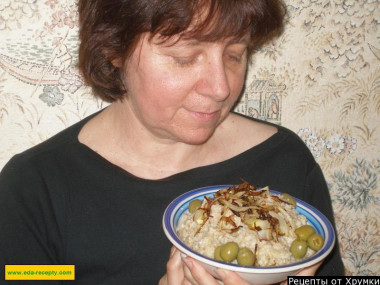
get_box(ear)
[111,57,123,68]
[102,48,123,68]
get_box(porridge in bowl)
[177,181,324,267]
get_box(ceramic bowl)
[162,185,336,285]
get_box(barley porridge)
[177,182,322,267]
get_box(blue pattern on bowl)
[163,185,335,276]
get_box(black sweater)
[0,113,344,284]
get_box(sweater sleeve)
[304,164,345,276]
[0,155,64,284]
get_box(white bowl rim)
[163,184,336,274]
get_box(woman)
[0,0,344,284]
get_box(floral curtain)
[1,0,379,276]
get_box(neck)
[81,101,221,179]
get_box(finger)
[183,256,220,285]
[166,248,185,284]
[182,260,198,285]
[158,274,168,285]
[215,268,250,285]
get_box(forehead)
[149,1,253,47]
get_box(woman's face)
[122,33,249,145]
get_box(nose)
[195,57,230,101]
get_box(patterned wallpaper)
[0,0,379,276]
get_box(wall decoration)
[0,0,379,275]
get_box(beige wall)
[1,0,379,275]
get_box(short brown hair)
[78,0,286,102]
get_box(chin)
[176,128,216,145]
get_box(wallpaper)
[0,0,379,276]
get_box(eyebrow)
[152,31,251,50]
[159,38,201,48]
[163,37,250,50]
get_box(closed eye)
[172,56,197,67]
[225,50,246,65]
[228,54,243,62]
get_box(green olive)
[220,242,239,262]
[307,233,324,251]
[188,199,202,214]
[295,225,316,241]
[214,246,223,261]
[290,240,308,259]
[281,193,296,207]
[237,247,255,266]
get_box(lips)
[189,110,220,121]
